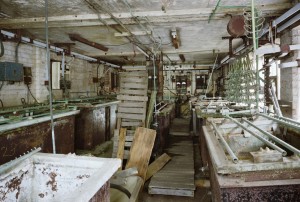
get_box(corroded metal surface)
[0,116,75,165]
[75,107,106,150]
[221,185,300,201]
[89,181,110,202]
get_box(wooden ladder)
[112,70,148,160]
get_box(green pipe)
[208,0,222,23]
[251,0,259,109]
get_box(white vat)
[0,153,121,201]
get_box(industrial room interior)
[0,0,300,201]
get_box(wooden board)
[121,77,147,83]
[119,89,148,96]
[125,127,156,181]
[117,95,148,102]
[118,101,147,108]
[120,82,148,89]
[146,153,171,181]
[148,138,195,197]
[145,91,157,128]
[117,113,146,120]
[169,118,190,136]
[118,107,145,114]
[119,71,148,77]
[117,128,126,170]
[121,121,143,127]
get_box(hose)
[0,37,4,57]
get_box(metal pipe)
[251,0,259,109]
[225,115,287,156]
[210,121,239,163]
[45,0,56,154]
[157,103,168,112]
[242,118,300,155]
[0,147,41,174]
[270,87,282,117]
[258,113,300,131]
[276,115,300,126]
[0,30,120,68]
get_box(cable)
[0,37,4,57]
[27,84,39,103]
[0,99,4,108]
[15,41,21,63]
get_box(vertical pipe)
[153,54,157,125]
[45,0,56,154]
[251,0,259,109]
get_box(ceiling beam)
[69,34,108,52]
[89,48,226,57]
[0,3,292,29]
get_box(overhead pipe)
[258,113,300,131]
[210,121,239,163]
[225,115,287,156]
[0,30,120,68]
[242,118,300,155]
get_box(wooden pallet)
[148,139,195,197]
[112,70,148,159]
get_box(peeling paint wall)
[0,42,102,106]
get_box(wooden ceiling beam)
[69,34,108,52]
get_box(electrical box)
[0,62,24,81]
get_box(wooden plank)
[119,71,147,77]
[113,149,129,159]
[118,101,147,108]
[117,95,148,101]
[146,153,171,181]
[113,136,134,142]
[117,128,127,169]
[148,187,194,197]
[121,77,148,83]
[125,127,156,181]
[117,113,146,120]
[112,129,120,158]
[146,91,157,128]
[121,121,143,127]
[120,82,148,89]
[118,107,145,114]
[119,89,148,96]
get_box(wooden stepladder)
[113,70,148,160]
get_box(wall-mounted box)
[0,62,24,81]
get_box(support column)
[280,25,300,120]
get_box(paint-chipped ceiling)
[0,0,294,66]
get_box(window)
[195,74,207,89]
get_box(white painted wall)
[0,42,102,106]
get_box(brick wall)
[280,25,300,120]
[0,41,103,106]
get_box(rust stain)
[46,172,57,192]
[76,174,90,179]
[0,171,28,200]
